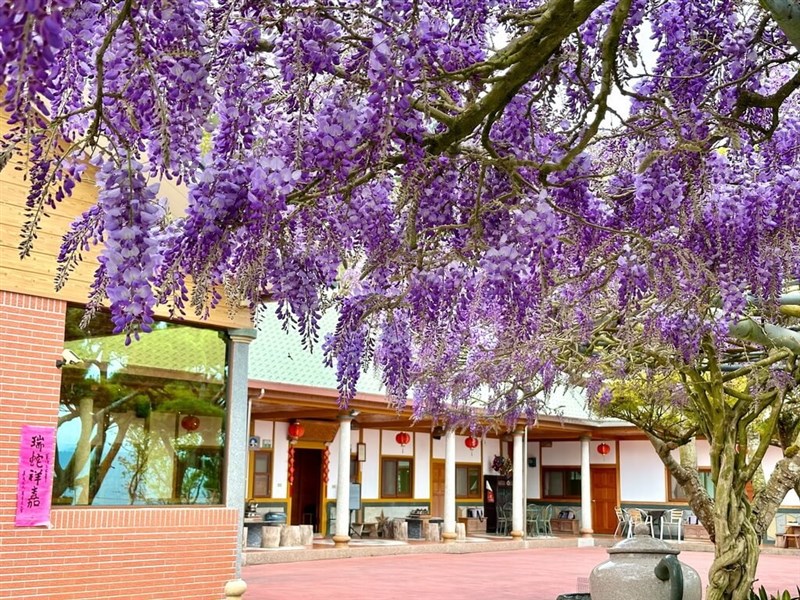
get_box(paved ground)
[242,544,800,599]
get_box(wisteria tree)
[2,0,799,597]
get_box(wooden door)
[431,461,445,517]
[591,466,618,534]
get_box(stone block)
[392,518,408,541]
[426,523,440,542]
[299,524,314,546]
[456,523,466,541]
[280,525,303,547]
[261,526,281,548]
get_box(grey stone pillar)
[511,426,524,539]
[580,435,594,536]
[442,428,457,543]
[225,328,257,579]
[333,413,353,547]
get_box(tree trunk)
[706,500,760,600]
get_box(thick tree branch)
[425,0,605,154]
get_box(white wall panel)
[432,435,444,459]
[620,440,665,502]
[382,429,414,455]
[542,441,581,465]
[273,421,289,498]
[252,419,274,448]
[590,439,617,464]
[455,434,482,463]
[414,432,431,498]
[360,428,381,499]
[483,437,500,475]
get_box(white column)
[523,428,528,537]
[580,435,594,536]
[442,427,457,542]
[333,414,353,547]
[511,427,524,539]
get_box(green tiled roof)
[248,306,386,395]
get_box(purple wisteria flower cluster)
[1,0,798,425]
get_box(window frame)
[667,468,715,502]
[251,450,273,498]
[381,457,413,498]
[542,466,582,500]
[455,463,482,499]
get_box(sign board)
[15,425,55,527]
[349,482,361,510]
[248,435,260,449]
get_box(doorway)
[431,460,445,517]
[590,466,618,534]
[291,448,323,532]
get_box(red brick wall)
[0,292,240,599]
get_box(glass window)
[53,307,227,506]
[252,451,272,498]
[669,469,715,501]
[543,468,581,499]
[456,465,481,498]
[381,458,412,498]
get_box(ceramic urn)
[590,524,702,600]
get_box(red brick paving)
[242,546,800,599]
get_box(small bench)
[351,522,379,538]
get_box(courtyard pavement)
[242,540,800,599]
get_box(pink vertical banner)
[15,425,56,528]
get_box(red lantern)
[597,442,611,456]
[181,415,200,432]
[465,436,479,451]
[288,421,305,440]
[395,432,411,447]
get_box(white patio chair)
[626,508,654,538]
[660,509,683,541]
[614,506,629,537]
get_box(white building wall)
[620,440,665,502]
[259,423,800,509]
[430,433,482,463]
[252,419,273,448]
[272,421,289,498]
[590,439,617,464]
[414,432,431,498]
[527,441,541,498]
[360,428,381,499]
[431,435,444,459]
[382,429,414,455]
[483,437,500,474]
[455,434,482,463]
[542,441,580,465]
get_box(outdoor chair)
[660,509,684,541]
[496,503,510,535]
[613,506,629,537]
[526,505,542,537]
[539,504,553,536]
[626,508,654,538]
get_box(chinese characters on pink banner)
[15,425,55,527]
